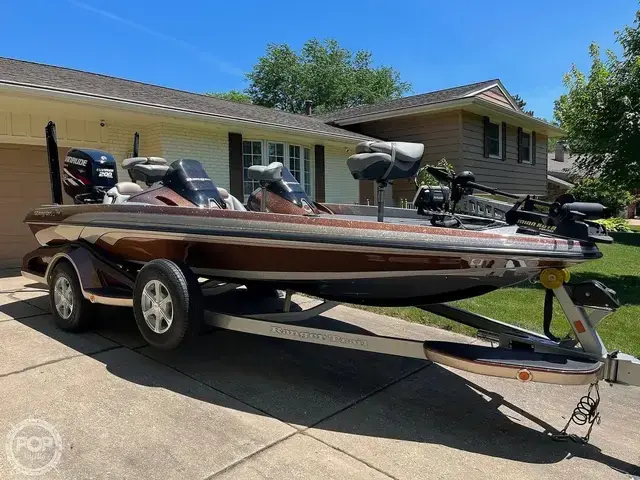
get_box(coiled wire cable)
[552,382,601,444]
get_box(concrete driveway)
[0,270,638,479]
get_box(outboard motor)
[246,163,318,215]
[62,148,118,204]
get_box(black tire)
[133,259,203,350]
[49,261,95,332]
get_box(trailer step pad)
[423,341,603,385]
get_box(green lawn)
[362,232,640,357]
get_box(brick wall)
[106,122,146,182]
[106,120,359,203]
[160,124,230,189]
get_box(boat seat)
[248,162,283,183]
[122,156,168,170]
[347,141,424,182]
[218,187,247,211]
[103,182,144,204]
[129,164,170,185]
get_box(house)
[547,141,577,199]
[321,80,564,206]
[0,57,371,267]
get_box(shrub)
[569,178,633,215]
[416,158,455,186]
[594,217,632,232]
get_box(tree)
[206,90,252,104]
[569,177,633,214]
[245,39,411,114]
[554,9,640,189]
[512,94,534,116]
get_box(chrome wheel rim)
[54,276,74,320]
[141,280,173,334]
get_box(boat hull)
[23,204,601,306]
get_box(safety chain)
[552,381,601,444]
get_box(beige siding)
[477,86,516,111]
[0,144,68,267]
[325,144,359,204]
[461,112,548,195]
[354,112,462,205]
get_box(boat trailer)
[22,245,640,444]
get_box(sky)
[2,0,638,120]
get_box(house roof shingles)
[0,57,370,142]
[319,79,501,122]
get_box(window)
[242,140,262,195]
[487,120,501,158]
[240,140,313,198]
[520,131,532,163]
[268,142,284,164]
[289,145,301,183]
[303,147,311,195]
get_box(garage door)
[0,144,68,269]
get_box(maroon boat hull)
[23,204,601,306]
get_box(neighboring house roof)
[0,57,371,143]
[320,79,563,136]
[547,174,574,188]
[547,150,579,181]
[321,79,511,121]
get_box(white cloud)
[67,0,244,77]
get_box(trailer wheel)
[133,259,203,350]
[49,261,95,332]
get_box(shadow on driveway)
[8,294,640,477]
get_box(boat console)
[246,162,318,215]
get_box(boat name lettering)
[186,177,212,182]
[65,156,88,167]
[269,325,368,347]
[517,220,556,231]
[33,209,59,217]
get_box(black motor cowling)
[62,148,118,204]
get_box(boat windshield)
[164,159,225,208]
[265,167,314,208]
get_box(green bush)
[416,158,454,186]
[594,217,632,232]
[569,178,633,214]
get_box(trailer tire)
[133,259,203,350]
[49,261,95,332]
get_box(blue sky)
[2,0,637,120]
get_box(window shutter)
[228,132,243,198]
[501,122,507,161]
[517,127,523,163]
[483,116,490,158]
[531,131,537,165]
[314,144,325,202]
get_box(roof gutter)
[329,97,564,136]
[329,98,474,126]
[0,81,369,144]
[472,98,565,136]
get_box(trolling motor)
[424,166,612,243]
